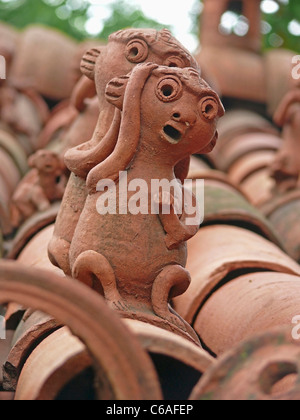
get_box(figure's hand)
[31,186,51,212]
[129,63,159,85]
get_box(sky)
[85,0,200,52]
[84,0,300,53]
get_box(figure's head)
[80,28,199,99]
[29,150,64,175]
[106,64,225,162]
[144,66,224,156]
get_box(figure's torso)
[69,163,187,303]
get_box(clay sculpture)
[271,83,300,193]
[48,28,199,276]
[10,150,66,229]
[68,63,224,340]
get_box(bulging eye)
[199,97,219,121]
[125,39,149,63]
[164,56,186,68]
[156,77,183,102]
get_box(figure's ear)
[80,47,102,81]
[105,75,130,110]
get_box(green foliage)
[0,0,298,52]
[0,0,170,42]
[0,0,90,40]
[192,0,300,52]
[262,0,300,52]
[97,1,170,40]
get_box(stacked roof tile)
[0,0,299,400]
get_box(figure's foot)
[152,265,191,331]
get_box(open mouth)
[163,124,182,144]
[45,164,54,170]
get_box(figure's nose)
[171,109,197,127]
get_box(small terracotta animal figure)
[48,28,199,276]
[271,84,300,193]
[69,63,224,339]
[10,150,66,228]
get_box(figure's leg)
[152,265,193,332]
[48,174,87,276]
[72,250,127,311]
[30,186,51,212]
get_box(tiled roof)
[0,15,299,401]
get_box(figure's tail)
[72,250,122,303]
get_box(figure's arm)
[65,107,121,179]
[10,202,22,229]
[86,63,159,193]
[154,189,200,250]
[70,76,97,112]
[31,186,51,212]
[174,157,191,184]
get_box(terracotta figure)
[68,63,224,336]
[48,28,200,275]
[10,150,66,228]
